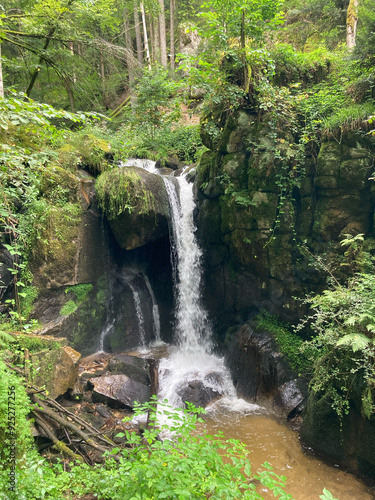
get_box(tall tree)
[158,0,168,67]
[140,2,151,69]
[170,0,175,70]
[134,2,144,64]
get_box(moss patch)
[96,168,155,220]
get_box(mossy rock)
[96,166,170,250]
[30,203,83,289]
[77,134,112,176]
[31,345,81,398]
[39,165,79,203]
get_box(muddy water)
[201,409,375,500]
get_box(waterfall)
[122,159,259,413]
[143,274,162,344]
[158,172,239,408]
[163,176,212,355]
[128,281,147,347]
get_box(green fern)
[336,333,370,352]
[0,330,16,348]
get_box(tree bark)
[124,6,137,110]
[134,3,143,64]
[152,17,160,63]
[158,0,168,68]
[346,0,359,50]
[140,2,151,70]
[170,0,175,70]
[0,42,4,98]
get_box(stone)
[31,345,81,399]
[102,167,170,250]
[108,353,150,386]
[0,247,14,304]
[89,374,150,409]
[177,380,222,408]
[155,156,185,170]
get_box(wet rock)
[155,156,185,170]
[225,322,307,410]
[31,345,81,399]
[0,247,14,303]
[108,354,150,386]
[177,380,222,408]
[186,167,197,183]
[88,374,150,409]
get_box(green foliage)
[320,488,339,500]
[355,0,375,66]
[0,357,33,463]
[59,300,77,317]
[0,398,296,499]
[131,66,182,140]
[96,168,154,220]
[65,283,93,303]
[299,268,375,419]
[256,310,312,374]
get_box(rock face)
[25,164,174,356]
[89,374,150,409]
[31,344,81,399]
[97,166,170,250]
[196,111,375,327]
[300,392,375,478]
[225,323,306,411]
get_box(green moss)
[96,168,155,220]
[20,285,38,320]
[13,333,62,352]
[60,300,78,316]
[256,310,312,374]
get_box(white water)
[158,172,258,412]
[121,158,259,412]
[144,274,162,344]
[128,282,147,347]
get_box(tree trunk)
[124,6,137,111]
[100,48,105,104]
[158,0,168,68]
[0,42,4,98]
[140,2,151,70]
[134,3,143,64]
[70,42,76,83]
[152,17,161,63]
[26,0,75,97]
[346,0,359,50]
[170,0,175,70]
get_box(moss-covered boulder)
[96,167,170,250]
[31,344,81,399]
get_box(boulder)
[177,380,222,408]
[89,374,150,409]
[96,167,170,250]
[108,353,150,386]
[155,156,185,170]
[31,345,81,399]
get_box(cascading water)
[159,172,256,411]
[128,281,147,347]
[143,274,162,344]
[123,158,257,411]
